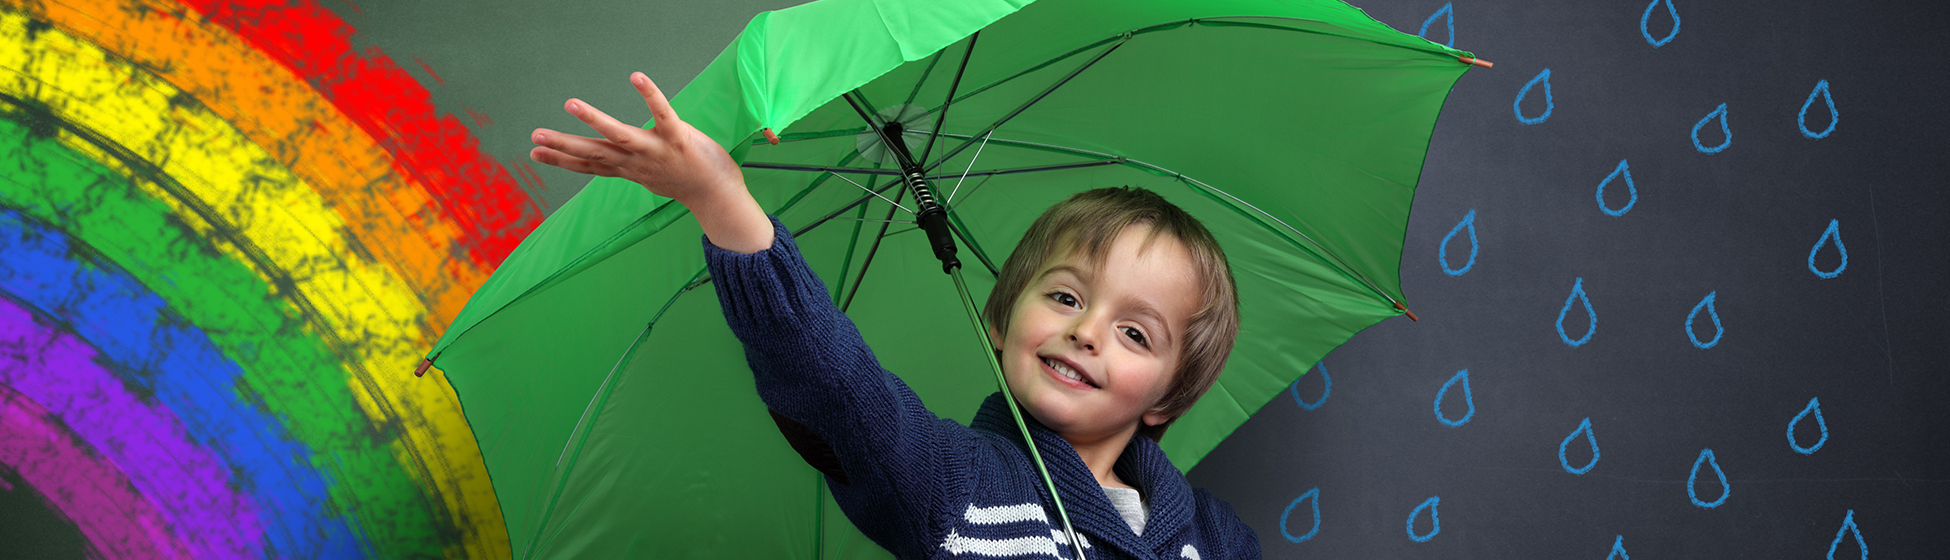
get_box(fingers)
[564,98,653,148]
[529,145,622,178]
[532,128,632,166]
[631,73,680,129]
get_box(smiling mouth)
[1041,357,1097,389]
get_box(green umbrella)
[420,0,1483,557]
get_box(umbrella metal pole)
[950,266,1091,560]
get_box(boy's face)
[989,224,1200,445]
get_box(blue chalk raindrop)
[1789,397,1830,455]
[1692,103,1731,153]
[1559,417,1600,475]
[1809,219,1848,278]
[1687,448,1730,508]
[1439,209,1478,276]
[1418,2,1456,48]
[1640,0,1681,48]
[1686,291,1723,349]
[1827,509,1867,560]
[1407,496,1440,542]
[1289,361,1331,411]
[1280,488,1321,543]
[1607,535,1632,560]
[1434,369,1475,427]
[1800,80,1838,139]
[1515,69,1554,125]
[1597,159,1638,217]
[1557,277,1596,347]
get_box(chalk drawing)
[1280,488,1321,543]
[1607,535,1632,560]
[1800,80,1838,139]
[1440,209,1478,276]
[1559,417,1600,475]
[1557,277,1596,347]
[1828,509,1867,560]
[1809,219,1848,278]
[1693,103,1731,153]
[1515,69,1554,125]
[1406,496,1440,542]
[1435,369,1475,427]
[1686,291,1723,349]
[1597,159,1638,217]
[1687,448,1730,508]
[1418,3,1456,48]
[1789,397,1830,455]
[1289,362,1331,411]
[1641,0,1681,48]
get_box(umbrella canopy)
[423,0,1478,557]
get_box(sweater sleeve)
[703,215,970,556]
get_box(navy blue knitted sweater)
[704,216,1260,560]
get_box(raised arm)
[528,72,774,253]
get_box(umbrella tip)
[1458,56,1493,69]
[1394,301,1421,322]
[415,358,434,377]
[762,128,780,145]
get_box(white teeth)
[1044,358,1085,384]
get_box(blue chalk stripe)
[1439,209,1478,276]
[1809,219,1848,278]
[1515,69,1554,125]
[1686,291,1723,349]
[1800,80,1838,139]
[1640,0,1681,48]
[1692,103,1732,153]
[1559,417,1600,475]
[1434,369,1475,427]
[1788,397,1829,455]
[1418,2,1456,48]
[1406,496,1441,542]
[1557,277,1596,347]
[1686,448,1730,508]
[1289,361,1330,411]
[1279,488,1321,543]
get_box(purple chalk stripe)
[0,384,192,559]
[0,298,262,558]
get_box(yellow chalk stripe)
[0,14,507,560]
[0,0,489,333]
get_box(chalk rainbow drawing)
[0,1,542,557]
[1279,487,1321,543]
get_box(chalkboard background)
[1,0,1942,557]
[1187,0,1950,558]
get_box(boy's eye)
[1049,291,1079,308]
[1121,326,1149,348]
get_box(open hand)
[529,72,744,206]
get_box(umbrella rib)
[840,186,908,313]
[902,47,948,106]
[827,170,914,215]
[944,130,992,205]
[923,35,1129,174]
[918,32,978,168]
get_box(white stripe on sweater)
[961,502,1049,525]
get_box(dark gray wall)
[338,0,1949,557]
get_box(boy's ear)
[1141,408,1172,428]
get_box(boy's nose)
[1068,332,1095,352]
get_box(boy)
[530,73,1258,559]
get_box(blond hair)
[983,187,1239,440]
